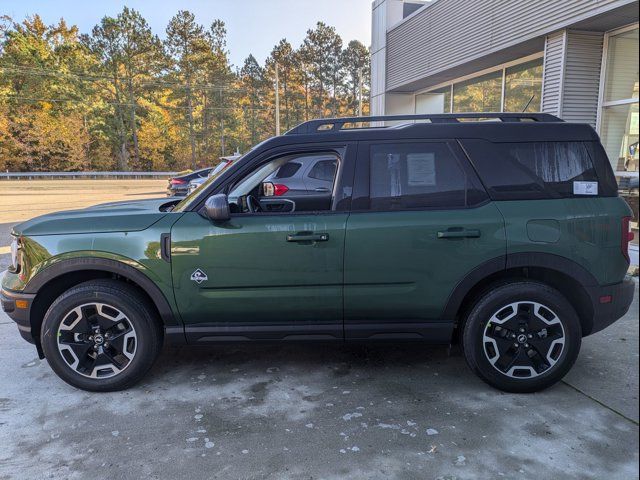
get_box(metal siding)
[386,0,630,91]
[541,31,567,117]
[562,32,604,127]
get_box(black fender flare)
[441,252,599,321]
[24,257,181,329]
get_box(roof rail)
[285,113,563,135]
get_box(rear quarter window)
[461,140,609,200]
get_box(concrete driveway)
[0,281,638,480]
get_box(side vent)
[160,233,171,263]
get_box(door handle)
[286,232,330,242]
[314,187,331,192]
[437,229,481,239]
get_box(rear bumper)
[587,277,636,336]
[167,186,188,197]
[1,287,36,344]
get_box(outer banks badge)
[190,268,208,284]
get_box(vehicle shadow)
[145,342,465,388]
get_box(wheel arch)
[25,257,184,351]
[444,253,598,340]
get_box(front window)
[228,152,340,214]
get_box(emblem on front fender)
[190,269,208,284]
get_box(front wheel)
[41,280,162,392]
[462,281,582,393]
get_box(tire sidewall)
[41,282,159,391]
[463,282,582,393]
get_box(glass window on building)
[603,28,639,102]
[504,59,543,112]
[599,26,639,247]
[600,103,639,172]
[453,70,502,112]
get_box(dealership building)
[371,0,639,247]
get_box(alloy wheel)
[56,303,137,379]
[482,301,565,379]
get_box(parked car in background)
[167,168,213,196]
[187,154,241,195]
[262,154,337,201]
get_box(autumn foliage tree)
[0,11,370,172]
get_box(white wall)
[371,0,406,115]
[416,92,448,113]
[385,93,415,115]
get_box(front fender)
[4,214,183,329]
[22,254,181,328]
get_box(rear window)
[274,161,302,179]
[462,140,603,200]
[368,142,487,211]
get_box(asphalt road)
[0,280,637,480]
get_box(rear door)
[344,139,506,341]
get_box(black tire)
[462,281,581,393]
[41,279,163,392]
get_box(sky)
[2,0,373,67]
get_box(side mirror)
[204,194,230,222]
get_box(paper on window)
[407,153,436,186]
[573,181,598,195]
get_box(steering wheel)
[246,194,263,213]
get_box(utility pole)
[275,63,281,135]
[357,67,364,117]
[220,87,226,156]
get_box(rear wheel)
[41,280,162,391]
[462,281,581,393]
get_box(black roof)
[263,113,600,146]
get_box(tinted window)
[274,161,302,179]
[462,140,600,200]
[368,143,485,210]
[308,159,337,181]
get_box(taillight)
[622,216,634,262]
[273,184,289,196]
[171,178,186,185]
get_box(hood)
[13,197,178,236]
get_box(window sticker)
[407,153,436,186]
[573,181,598,195]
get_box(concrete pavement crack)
[562,379,639,426]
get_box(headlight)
[10,236,20,271]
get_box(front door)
[344,140,506,341]
[170,144,355,342]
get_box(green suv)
[1,113,635,393]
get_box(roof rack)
[285,113,563,135]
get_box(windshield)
[172,138,273,211]
[173,156,245,211]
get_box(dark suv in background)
[2,113,634,393]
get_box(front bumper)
[1,287,36,344]
[587,276,636,336]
